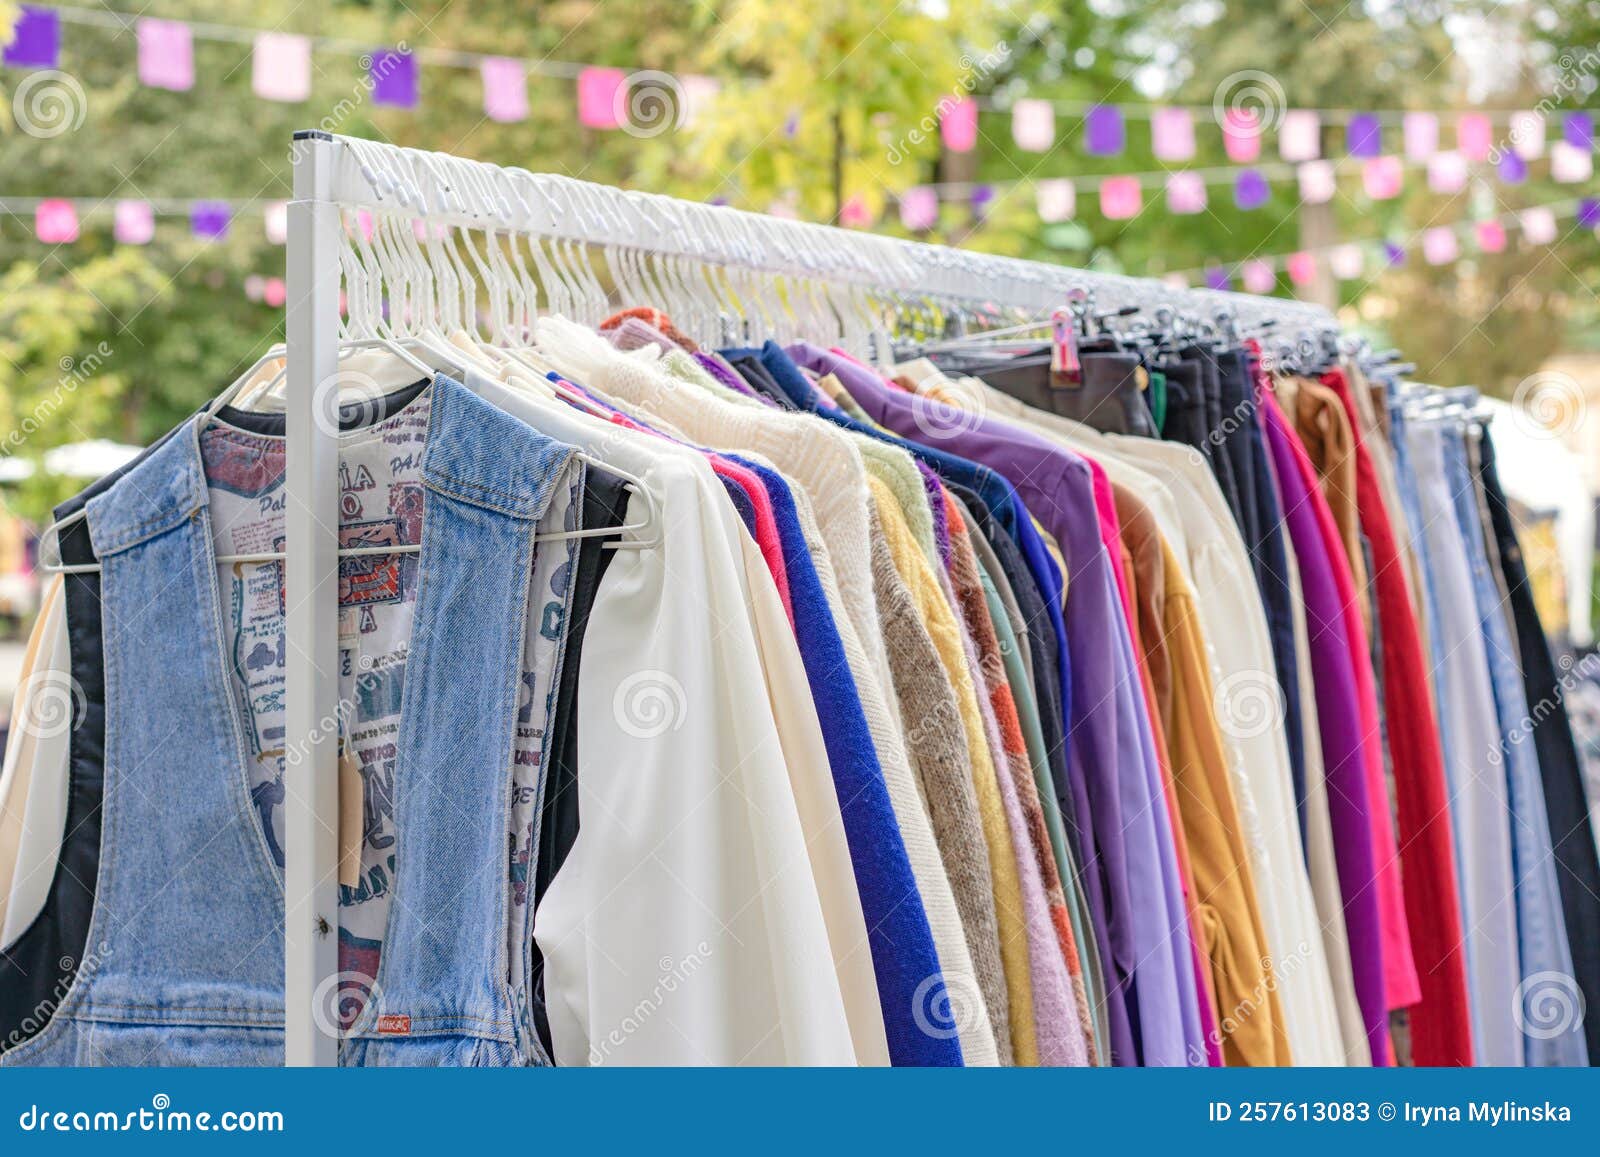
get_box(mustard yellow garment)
[869,475,1039,1066]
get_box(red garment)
[1322,369,1475,1065]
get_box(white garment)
[1406,421,1524,1066]
[465,365,857,1066]
[0,576,70,947]
[534,323,997,1064]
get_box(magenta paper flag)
[1099,175,1141,219]
[1297,160,1335,204]
[1286,251,1317,286]
[35,199,78,243]
[138,18,194,91]
[1035,178,1075,222]
[1456,113,1492,160]
[1084,104,1125,156]
[1363,155,1403,200]
[1422,227,1457,265]
[1011,99,1055,152]
[681,75,720,127]
[1165,171,1207,214]
[1475,220,1507,252]
[899,186,938,231]
[1223,108,1261,161]
[1510,111,1545,159]
[1519,207,1558,245]
[480,57,528,123]
[1329,244,1365,280]
[263,278,287,308]
[253,33,311,102]
[1151,107,1195,161]
[839,195,874,229]
[1426,151,1467,193]
[577,67,625,129]
[1551,140,1593,183]
[1241,260,1275,294]
[264,201,288,245]
[941,97,978,152]
[1403,112,1439,161]
[114,199,154,244]
[1279,110,1321,162]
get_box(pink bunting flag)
[1011,99,1055,152]
[1161,273,1190,290]
[1519,207,1557,245]
[1456,113,1492,161]
[1329,244,1365,280]
[264,201,288,245]
[1403,112,1439,161]
[1241,260,1275,294]
[1510,111,1545,159]
[138,18,194,92]
[839,195,874,229]
[1165,172,1207,214]
[1551,140,1593,183]
[1427,151,1468,194]
[1285,251,1317,286]
[481,57,528,123]
[1151,107,1195,161]
[1362,155,1403,200]
[1475,220,1507,253]
[113,199,154,245]
[1422,227,1458,265]
[1278,110,1321,162]
[1223,108,1261,162]
[244,275,265,303]
[899,186,938,231]
[1099,175,1142,220]
[252,32,311,102]
[941,97,979,153]
[577,67,625,129]
[1297,160,1336,204]
[36,199,78,243]
[1036,178,1075,223]
[263,278,287,308]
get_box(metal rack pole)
[284,130,343,1067]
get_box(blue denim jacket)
[2,377,576,1066]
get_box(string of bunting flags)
[5,3,1598,155]
[1162,196,1596,291]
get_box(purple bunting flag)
[3,6,60,68]
[1084,104,1125,156]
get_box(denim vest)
[3,377,574,1066]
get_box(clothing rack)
[280,129,1342,1065]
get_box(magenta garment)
[1259,391,1392,1064]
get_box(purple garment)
[1259,396,1392,1064]
[693,351,770,404]
[821,351,1202,1066]
[918,461,952,566]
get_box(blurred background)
[1,0,1598,733]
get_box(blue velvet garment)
[730,453,961,1067]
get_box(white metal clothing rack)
[280,130,1339,1065]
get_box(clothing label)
[338,748,363,889]
[375,1014,411,1036]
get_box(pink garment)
[1262,386,1421,1014]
